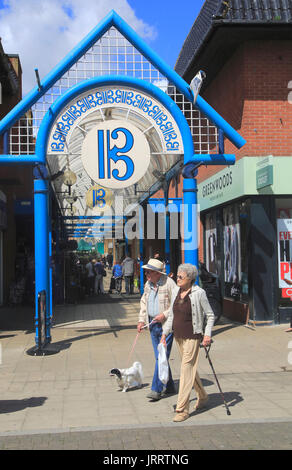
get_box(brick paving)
[0,276,292,451]
[0,421,291,450]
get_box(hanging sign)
[86,184,113,210]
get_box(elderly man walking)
[137,258,176,401]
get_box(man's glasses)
[177,275,187,280]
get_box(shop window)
[223,200,249,301]
[276,199,292,307]
[205,212,218,275]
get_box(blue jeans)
[149,320,174,393]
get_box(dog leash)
[126,320,156,367]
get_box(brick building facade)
[142,1,292,325]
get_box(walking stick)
[203,344,231,416]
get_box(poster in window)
[205,213,217,274]
[277,208,292,219]
[277,218,292,299]
[223,205,241,298]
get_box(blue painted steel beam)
[164,181,171,275]
[182,178,198,273]
[0,155,41,165]
[189,154,236,165]
[3,132,9,153]
[139,206,144,295]
[34,178,50,345]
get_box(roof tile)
[175,0,292,76]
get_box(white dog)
[109,361,143,392]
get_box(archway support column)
[182,178,199,272]
[33,169,51,345]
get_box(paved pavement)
[0,274,292,450]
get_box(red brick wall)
[197,39,292,184]
[142,40,292,267]
[193,39,292,264]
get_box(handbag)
[157,343,169,385]
[102,269,107,277]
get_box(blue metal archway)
[0,10,245,349]
[34,75,195,342]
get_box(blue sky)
[127,0,205,68]
[0,0,205,94]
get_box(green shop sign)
[198,156,290,211]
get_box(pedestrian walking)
[161,263,215,422]
[154,251,164,262]
[112,259,123,294]
[94,259,106,294]
[85,258,96,295]
[122,254,134,295]
[107,252,113,269]
[137,258,176,401]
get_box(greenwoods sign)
[198,156,292,211]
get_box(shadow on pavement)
[189,391,244,417]
[0,397,48,414]
[26,325,139,355]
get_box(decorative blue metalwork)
[35,75,194,166]
[0,9,246,346]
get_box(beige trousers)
[175,337,208,414]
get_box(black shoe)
[161,386,176,397]
[146,391,161,401]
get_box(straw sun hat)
[141,258,165,275]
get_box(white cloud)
[0,0,157,95]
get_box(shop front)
[198,156,292,325]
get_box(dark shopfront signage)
[14,199,33,215]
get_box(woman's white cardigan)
[162,284,215,338]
